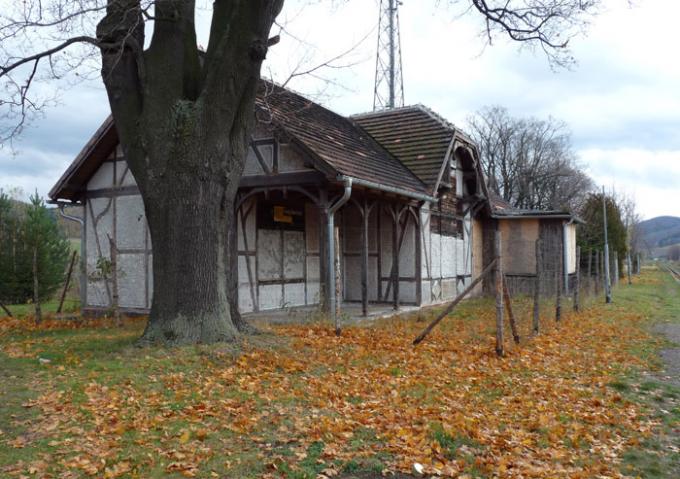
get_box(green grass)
[608,268,680,478]
[3,298,80,317]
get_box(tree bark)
[96,0,283,345]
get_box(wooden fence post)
[555,242,562,322]
[334,226,341,334]
[502,276,520,344]
[57,250,78,314]
[627,252,632,285]
[108,236,121,327]
[533,239,541,334]
[0,301,12,317]
[594,250,600,295]
[33,247,41,325]
[412,259,497,345]
[573,247,581,312]
[587,250,593,297]
[495,230,504,357]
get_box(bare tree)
[1,0,605,345]
[668,245,680,262]
[467,105,593,211]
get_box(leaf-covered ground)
[0,268,678,478]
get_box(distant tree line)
[0,191,70,306]
[468,106,594,212]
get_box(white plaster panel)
[343,256,361,301]
[257,229,282,280]
[442,279,457,300]
[343,208,363,253]
[279,143,310,172]
[421,280,432,304]
[238,255,256,283]
[243,146,266,176]
[305,203,320,253]
[306,282,320,305]
[398,281,416,303]
[115,144,124,157]
[399,219,416,276]
[258,284,283,310]
[88,162,114,190]
[237,198,257,251]
[431,233,441,278]
[283,231,305,279]
[86,198,113,271]
[441,236,456,277]
[117,253,147,308]
[368,257,378,301]
[87,280,110,307]
[307,256,320,281]
[115,195,147,249]
[284,283,306,307]
[238,284,255,313]
[380,211,393,274]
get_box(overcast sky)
[1,0,678,220]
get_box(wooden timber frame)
[235,174,425,319]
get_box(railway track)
[662,262,680,282]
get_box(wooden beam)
[494,230,504,356]
[502,275,520,344]
[238,171,326,188]
[57,251,78,314]
[533,238,541,334]
[412,258,498,346]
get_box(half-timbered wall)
[84,145,152,313]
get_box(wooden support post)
[637,253,641,274]
[502,275,520,344]
[108,236,121,327]
[392,209,400,311]
[334,226,341,332]
[555,242,563,322]
[57,251,78,314]
[627,252,632,285]
[414,209,422,307]
[361,200,369,317]
[533,239,541,334]
[413,258,497,345]
[573,247,581,312]
[494,230,504,357]
[587,250,593,297]
[594,250,600,295]
[33,247,41,325]
[0,299,12,318]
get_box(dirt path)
[655,323,680,387]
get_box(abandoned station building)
[50,83,578,317]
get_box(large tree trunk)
[140,173,238,344]
[97,0,283,345]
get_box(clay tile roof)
[255,82,429,196]
[352,105,458,191]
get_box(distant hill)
[5,198,82,240]
[637,216,680,257]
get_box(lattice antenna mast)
[373,0,405,110]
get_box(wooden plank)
[0,300,12,317]
[555,239,563,322]
[533,238,541,334]
[495,230,504,356]
[502,275,520,344]
[412,258,497,346]
[239,171,326,188]
[57,251,78,314]
[573,246,581,312]
[361,198,369,317]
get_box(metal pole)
[602,187,612,303]
[388,0,396,108]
